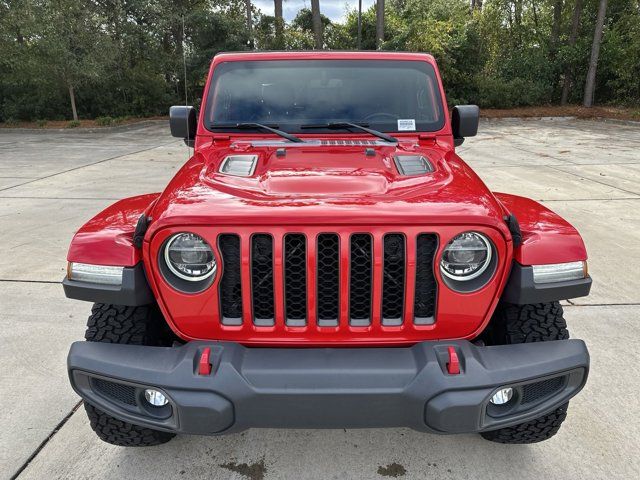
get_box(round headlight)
[440,232,492,281]
[164,233,216,281]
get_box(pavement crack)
[548,165,640,197]
[0,141,175,193]
[541,197,640,202]
[10,401,82,480]
[0,279,61,284]
[563,302,640,307]
[0,196,121,200]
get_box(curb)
[0,119,166,134]
[481,116,640,126]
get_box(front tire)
[83,303,176,447]
[480,302,570,444]
[85,403,175,447]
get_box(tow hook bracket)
[446,346,460,375]
[198,347,212,375]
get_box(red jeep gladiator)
[64,52,591,447]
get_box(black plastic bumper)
[63,263,153,306]
[501,262,592,305]
[68,339,589,435]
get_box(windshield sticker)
[397,119,416,131]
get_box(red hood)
[148,136,509,235]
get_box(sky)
[252,0,377,23]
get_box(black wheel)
[481,301,570,444]
[83,303,176,447]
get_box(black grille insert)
[382,234,406,325]
[316,234,340,326]
[522,376,565,404]
[414,234,438,324]
[218,234,242,325]
[349,234,373,325]
[251,234,275,325]
[284,234,307,326]
[92,378,137,406]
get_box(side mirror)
[451,105,479,147]
[170,106,197,147]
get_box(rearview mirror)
[451,105,479,147]
[170,106,197,147]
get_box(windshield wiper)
[209,123,303,143]
[300,122,398,143]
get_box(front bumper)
[68,339,589,435]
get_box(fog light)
[144,389,169,406]
[490,387,513,405]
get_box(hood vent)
[219,155,258,177]
[393,155,434,176]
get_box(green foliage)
[66,120,81,128]
[95,116,114,126]
[0,0,637,121]
[475,77,550,108]
[600,4,640,104]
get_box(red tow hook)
[446,346,460,375]
[198,347,212,375]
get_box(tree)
[1,0,638,122]
[42,0,111,120]
[274,0,284,48]
[357,0,363,49]
[376,0,385,49]
[245,0,254,48]
[560,0,584,105]
[583,0,608,107]
[344,4,378,50]
[549,0,563,57]
[311,0,323,49]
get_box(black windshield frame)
[204,60,446,134]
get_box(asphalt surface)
[0,119,639,480]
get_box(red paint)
[65,52,589,346]
[144,224,510,345]
[495,193,588,265]
[67,193,159,266]
[146,143,510,235]
[447,346,460,375]
[198,347,212,375]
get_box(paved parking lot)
[1,118,639,479]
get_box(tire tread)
[83,303,176,447]
[481,301,570,444]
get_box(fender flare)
[67,193,159,266]
[64,193,159,306]
[495,193,591,304]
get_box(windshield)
[205,60,445,134]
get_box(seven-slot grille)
[218,231,438,328]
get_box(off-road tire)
[84,403,175,447]
[481,301,570,444]
[83,303,176,447]
[85,303,175,346]
[480,402,568,444]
